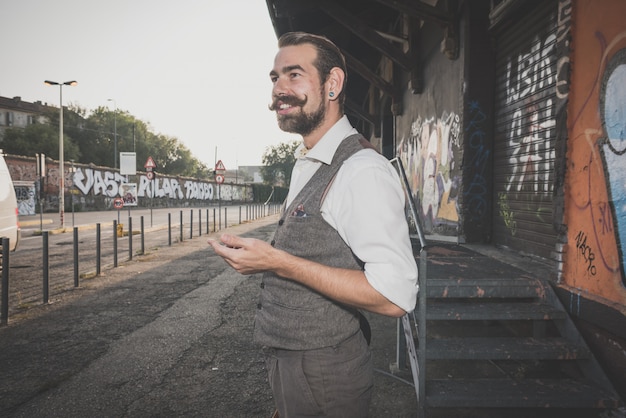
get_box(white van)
[0,150,20,255]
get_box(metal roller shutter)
[492,0,558,258]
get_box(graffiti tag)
[575,230,597,276]
[497,192,517,236]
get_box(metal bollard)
[43,232,49,304]
[1,237,9,325]
[96,223,101,276]
[179,211,184,242]
[213,208,216,233]
[225,208,228,229]
[190,209,193,239]
[113,220,118,267]
[73,227,79,287]
[206,209,209,235]
[129,217,133,261]
[168,213,172,246]
[140,216,145,255]
[199,209,202,237]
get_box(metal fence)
[1,203,279,325]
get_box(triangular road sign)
[215,159,226,171]
[144,156,157,169]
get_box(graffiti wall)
[6,156,254,213]
[397,111,462,231]
[565,0,626,306]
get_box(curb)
[20,219,53,227]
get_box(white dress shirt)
[286,116,419,313]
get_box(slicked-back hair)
[277,32,347,111]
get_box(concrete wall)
[395,15,465,237]
[6,154,254,214]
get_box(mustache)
[268,94,308,111]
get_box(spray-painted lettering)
[504,31,557,195]
[397,111,461,229]
[74,167,215,201]
[497,192,517,236]
[575,230,597,276]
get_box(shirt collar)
[293,116,358,164]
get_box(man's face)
[269,44,326,136]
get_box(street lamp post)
[108,99,117,170]
[45,80,77,230]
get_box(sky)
[0,0,299,169]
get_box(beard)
[270,92,326,136]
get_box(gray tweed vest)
[253,134,374,350]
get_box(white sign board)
[120,152,137,175]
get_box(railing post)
[179,211,184,242]
[213,208,216,233]
[168,213,172,246]
[113,220,118,268]
[43,231,49,304]
[199,209,202,237]
[96,223,101,276]
[140,216,145,255]
[1,238,9,325]
[73,227,79,287]
[224,208,228,229]
[190,209,193,239]
[128,217,133,261]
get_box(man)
[208,32,418,417]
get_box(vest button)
[270,240,275,246]
[278,219,284,225]
[257,303,262,310]
[260,282,265,289]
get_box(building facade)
[267,0,626,396]
[0,96,51,140]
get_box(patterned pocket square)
[291,203,307,217]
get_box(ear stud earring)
[329,92,335,98]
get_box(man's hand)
[208,233,406,317]
[207,234,280,275]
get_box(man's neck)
[302,113,343,150]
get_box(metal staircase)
[390,158,622,417]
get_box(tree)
[2,103,212,179]
[1,123,80,161]
[261,140,300,186]
[148,133,210,178]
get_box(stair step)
[426,378,621,408]
[426,301,567,321]
[426,337,590,360]
[426,278,542,299]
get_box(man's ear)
[326,67,345,100]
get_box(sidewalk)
[18,206,249,236]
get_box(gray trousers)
[263,331,373,418]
